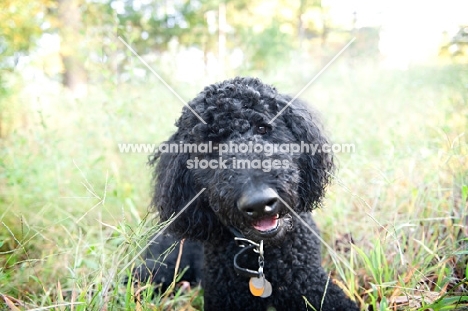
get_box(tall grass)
[0,62,467,310]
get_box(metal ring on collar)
[233,244,261,278]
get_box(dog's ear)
[149,135,222,240]
[282,98,335,211]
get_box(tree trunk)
[58,0,87,97]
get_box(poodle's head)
[150,77,334,243]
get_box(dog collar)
[232,235,272,298]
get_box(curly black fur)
[143,77,358,310]
[131,234,203,293]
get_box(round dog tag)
[260,279,272,298]
[249,277,265,296]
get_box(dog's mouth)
[253,214,279,232]
[230,211,292,241]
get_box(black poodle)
[137,77,358,310]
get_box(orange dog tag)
[249,277,265,296]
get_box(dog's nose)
[237,187,279,218]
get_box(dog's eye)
[256,125,268,135]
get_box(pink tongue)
[253,217,278,231]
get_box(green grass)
[0,61,467,310]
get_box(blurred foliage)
[0,0,327,78]
[0,0,53,132]
[0,0,52,68]
[113,0,323,69]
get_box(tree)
[57,0,88,96]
